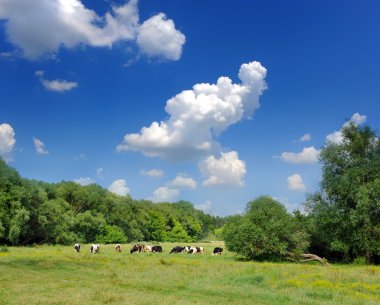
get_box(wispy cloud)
[140,169,164,178]
[35,71,78,93]
[33,137,49,155]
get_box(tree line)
[0,160,224,245]
[1,122,379,264]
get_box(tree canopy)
[306,123,380,263]
[0,158,223,245]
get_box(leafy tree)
[95,225,127,244]
[307,123,380,263]
[224,196,309,260]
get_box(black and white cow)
[114,244,122,252]
[212,247,223,255]
[151,245,163,253]
[74,243,81,253]
[90,244,100,254]
[130,244,145,253]
[169,246,184,254]
[186,246,205,254]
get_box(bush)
[0,245,9,253]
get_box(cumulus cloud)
[33,137,49,154]
[280,146,320,164]
[36,70,78,93]
[0,0,185,61]
[74,177,95,186]
[194,200,212,214]
[117,61,267,161]
[0,123,16,162]
[150,186,179,203]
[140,169,164,178]
[137,13,185,61]
[108,179,130,196]
[200,151,246,187]
[326,113,367,144]
[287,174,306,191]
[168,174,197,189]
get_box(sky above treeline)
[0,0,379,216]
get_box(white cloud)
[298,133,311,142]
[33,137,49,155]
[108,179,130,196]
[74,177,95,186]
[280,146,320,164]
[96,168,104,180]
[168,174,197,189]
[117,61,267,161]
[0,0,185,61]
[140,169,164,178]
[325,112,367,144]
[194,200,212,214]
[287,174,306,191]
[200,151,246,187]
[137,13,185,61]
[150,186,179,203]
[0,123,16,162]
[325,130,343,145]
[36,70,78,92]
[350,113,367,125]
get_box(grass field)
[0,242,379,305]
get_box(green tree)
[95,225,127,244]
[223,196,309,260]
[307,123,380,263]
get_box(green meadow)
[0,243,379,305]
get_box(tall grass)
[0,242,379,305]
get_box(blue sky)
[1,0,379,216]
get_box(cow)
[90,244,100,254]
[151,245,163,253]
[130,244,145,253]
[186,246,197,254]
[169,246,185,254]
[196,246,205,254]
[114,244,122,252]
[145,245,152,253]
[74,243,80,253]
[212,247,223,255]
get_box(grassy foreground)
[0,242,379,305]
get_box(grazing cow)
[196,246,205,254]
[74,243,80,253]
[130,244,145,253]
[151,245,163,253]
[145,245,152,253]
[90,244,100,254]
[212,247,223,255]
[114,244,122,252]
[186,246,204,254]
[169,246,185,254]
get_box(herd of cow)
[73,243,223,255]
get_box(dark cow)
[151,245,163,253]
[114,244,122,252]
[169,246,184,254]
[74,243,80,253]
[90,244,100,254]
[130,244,145,253]
[212,247,223,255]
